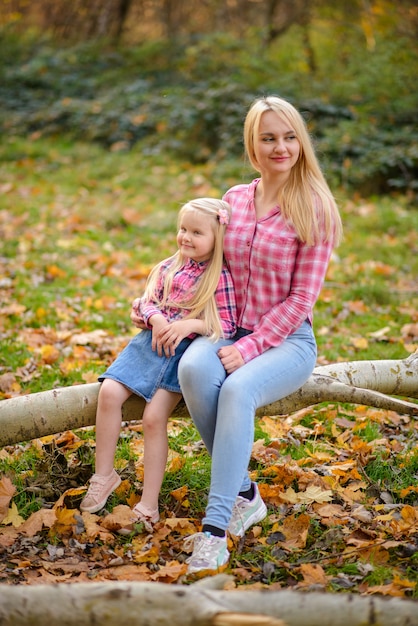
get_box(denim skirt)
[99,329,193,401]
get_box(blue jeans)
[178,321,317,531]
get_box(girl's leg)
[178,336,231,454]
[80,378,131,513]
[139,389,182,514]
[204,321,317,531]
[95,378,132,475]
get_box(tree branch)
[0,352,416,447]
[0,580,417,626]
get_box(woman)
[179,96,343,574]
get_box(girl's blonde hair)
[244,96,343,246]
[143,198,231,341]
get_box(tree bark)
[0,352,416,447]
[0,580,417,626]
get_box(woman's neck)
[254,178,283,218]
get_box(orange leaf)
[297,563,328,587]
[170,485,189,502]
[19,508,57,536]
[0,475,16,522]
[281,513,310,549]
[40,344,60,364]
[400,504,418,526]
[149,560,187,582]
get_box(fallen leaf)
[1,502,24,527]
[281,485,333,505]
[0,475,16,521]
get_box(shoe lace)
[184,533,210,563]
[86,475,107,499]
[230,496,247,526]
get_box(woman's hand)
[149,315,170,356]
[130,298,147,329]
[217,344,244,374]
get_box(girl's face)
[177,211,216,263]
[253,110,300,180]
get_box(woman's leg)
[204,321,317,531]
[140,389,182,513]
[178,336,231,454]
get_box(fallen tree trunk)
[0,580,417,626]
[0,351,416,447]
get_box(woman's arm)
[214,266,237,339]
[235,237,334,362]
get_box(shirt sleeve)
[235,237,334,362]
[139,263,168,328]
[215,266,237,339]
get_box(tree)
[0,352,416,448]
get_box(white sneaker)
[185,532,229,574]
[228,483,267,537]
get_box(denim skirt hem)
[98,330,192,402]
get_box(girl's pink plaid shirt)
[223,179,335,363]
[137,257,237,339]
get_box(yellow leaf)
[351,337,369,350]
[133,544,159,564]
[1,502,24,527]
[281,485,333,504]
[40,344,60,364]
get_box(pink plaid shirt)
[223,179,335,362]
[137,257,237,339]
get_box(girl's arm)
[155,265,237,355]
[136,261,170,328]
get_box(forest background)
[0,0,417,595]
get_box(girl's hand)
[157,320,195,357]
[217,344,244,374]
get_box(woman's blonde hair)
[244,95,342,246]
[143,198,231,341]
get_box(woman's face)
[253,110,300,180]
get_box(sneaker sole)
[187,561,229,578]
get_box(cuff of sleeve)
[234,336,259,363]
[142,307,162,328]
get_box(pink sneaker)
[118,501,160,535]
[80,469,121,513]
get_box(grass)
[1,136,417,390]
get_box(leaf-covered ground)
[0,138,417,594]
[0,407,417,593]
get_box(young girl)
[80,198,236,529]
